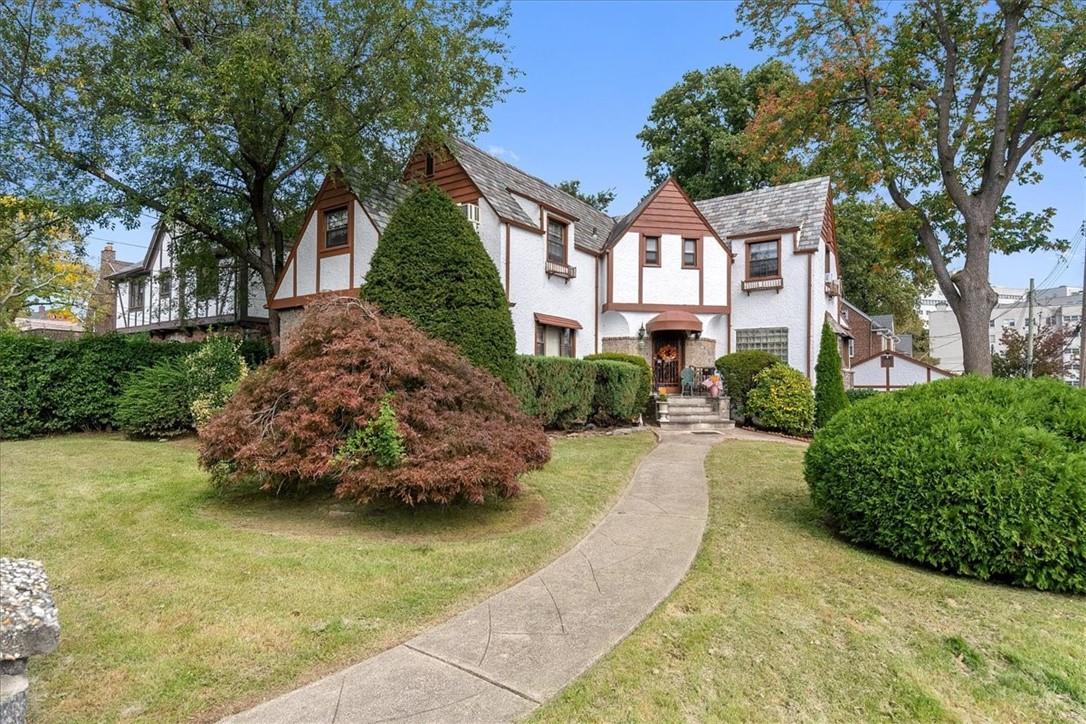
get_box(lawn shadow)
[200,485,549,544]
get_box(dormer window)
[547,218,567,264]
[747,239,780,278]
[425,153,435,176]
[322,207,348,249]
[683,238,698,268]
[643,236,660,266]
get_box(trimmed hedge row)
[0,333,270,439]
[584,352,652,416]
[513,355,645,428]
[806,376,1086,593]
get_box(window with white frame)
[128,278,146,309]
[459,202,480,234]
[848,338,855,358]
[735,327,788,362]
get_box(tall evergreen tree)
[815,322,848,429]
[361,187,516,386]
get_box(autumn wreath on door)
[656,344,679,363]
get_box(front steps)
[658,396,734,431]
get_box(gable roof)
[340,174,411,233]
[446,138,616,253]
[603,176,728,253]
[694,176,832,250]
[104,224,168,280]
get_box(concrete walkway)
[223,431,714,724]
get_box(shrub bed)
[715,350,780,420]
[584,352,651,415]
[746,365,814,436]
[513,356,595,428]
[845,387,879,403]
[199,299,550,505]
[805,376,1086,593]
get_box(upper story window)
[425,152,435,176]
[323,207,349,249]
[460,202,480,234]
[682,238,698,268]
[195,263,220,301]
[128,278,146,309]
[547,218,567,264]
[748,239,780,279]
[643,236,660,266]
[157,270,171,299]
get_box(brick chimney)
[89,244,118,333]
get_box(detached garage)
[852,350,954,391]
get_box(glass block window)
[735,327,789,362]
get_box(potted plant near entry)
[656,388,670,423]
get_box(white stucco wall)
[853,355,950,388]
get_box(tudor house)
[100,224,269,340]
[268,139,849,391]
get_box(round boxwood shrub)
[746,364,814,436]
[715,350,780,420]
[805,376,1086,593]
[361,186,517,386]
[199,298,550,506]
[114,358,193,438]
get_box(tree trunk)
[255,262,281,352]
[948,223,999,375]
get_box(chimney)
[100,243,116,272]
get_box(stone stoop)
[659,396,734,431]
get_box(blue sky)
[89,0,1085,289]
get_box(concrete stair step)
[659,420,736,431]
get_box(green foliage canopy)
[638,62,799,199]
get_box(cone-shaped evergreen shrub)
[361,186,517,386]
[814,322,848,428]
[199,298,550,506]
[806,376,1086,593]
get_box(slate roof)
[343,175,411,233]
[447,138,616,252]
[694,176,831,249]
[104,259,141,280]
[871,314,895,332]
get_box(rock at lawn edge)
[1,558,60,661]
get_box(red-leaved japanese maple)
[198,298,550,505]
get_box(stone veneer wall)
[602,336,719,369]
[277,308,305,352]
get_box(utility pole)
[1025,277,1035,378]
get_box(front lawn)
[0,431,654,723]
[535,440,1086,722]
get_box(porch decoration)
[656,391,670,422]
[656,344,679,363]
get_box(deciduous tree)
[992,324,1072,378]
[638,62,798,199]
[555,180,616,212]
[1,0,514,341]
[739,0,1086,374]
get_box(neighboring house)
[851,349,953,391]
[840,298,897,367]
[13,306,84,340]
[929,285,1083,384]
[268,139,847,391]
[100,224,269,341]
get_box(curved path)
[223,431,714,723]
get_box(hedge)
[746,364,815,436]
[361,186,517,386]
[512,356,595,428]
[0,332,270,439]
[114,359,194,438]
[590,360,644,424]
[715,350,780,420]
[846,388,879,403]
[806,376,1086,593]
[584,352,651,416]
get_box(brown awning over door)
[645,310,702,333]
[534,312,583,330]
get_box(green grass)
[0,431,654,723]
[535,440,1086,722]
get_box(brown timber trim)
[316,201,353,258]
[606,251,614,306]
[727,226,799,240]
[602,302,728,314]
[594,259,600,354]
[744,237,783,282]
[851,349,955,376]
[267,288,359,311]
